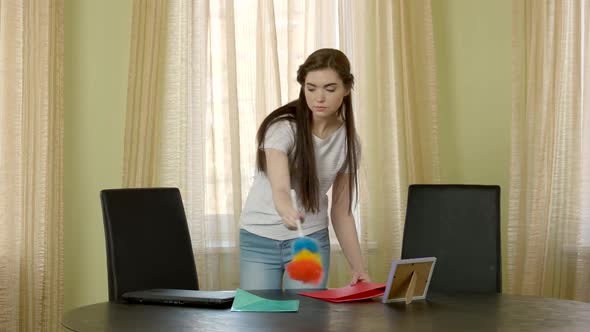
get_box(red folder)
[298,282,387,303]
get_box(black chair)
[401,184,501,294]
[100,187,198,302]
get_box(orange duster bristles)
[287,249,323,284]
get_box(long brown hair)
[256,48,359,214]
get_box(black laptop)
[122,289,236,308]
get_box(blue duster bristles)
[293,236,319,253]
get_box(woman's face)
[304,68,350,121]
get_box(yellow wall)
[64,0,132,311]
[432,0,511,283]
[62,0,512,310]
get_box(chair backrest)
[100,187,198,302]
[401,184,501,294]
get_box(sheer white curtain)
[124,0,439,289]
[166,0,345,289]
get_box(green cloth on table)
[230,289,299,312]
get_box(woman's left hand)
[350,270,372,285]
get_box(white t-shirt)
[240,120,357,240]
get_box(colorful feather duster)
[286,190,324,284]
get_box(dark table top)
[62,290,590,332]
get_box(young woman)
[239,48,370,290]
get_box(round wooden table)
[62,291,590,331]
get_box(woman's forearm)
[331,212,365,273]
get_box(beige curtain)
[347,0,440,281]
[0,0,64,331]
[123,0,438,289]
[123,0,168,186]
[509,0,590,301]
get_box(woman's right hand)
[278,204,304,230]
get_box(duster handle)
[290,189,304,238]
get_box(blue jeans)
[239,228,330,290]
